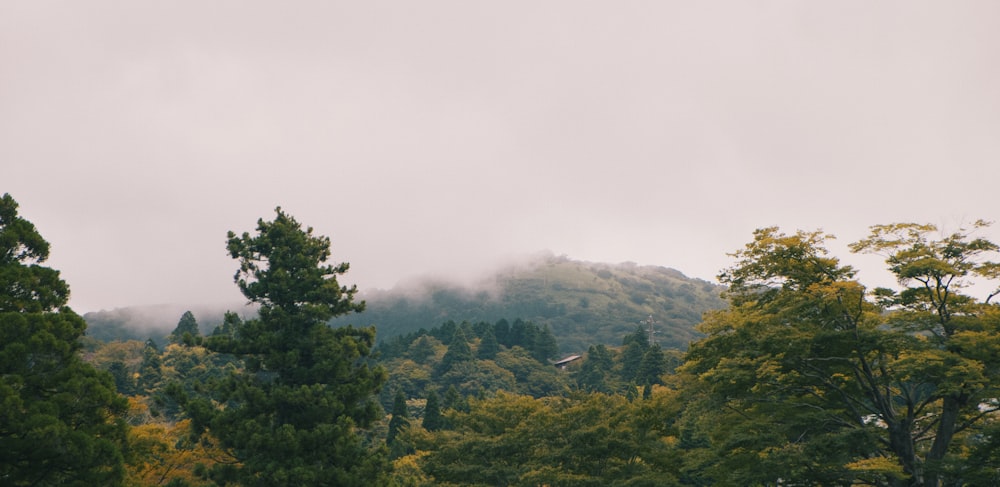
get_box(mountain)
[333,254,726,353]
[82,255,727,352]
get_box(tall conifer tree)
[0,193,128,485]
[185,208,387,486]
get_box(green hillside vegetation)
[333,255,726,353]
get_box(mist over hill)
[82,303,256,344]
[335,254,726,352]
[83,254,726,352]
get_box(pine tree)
[476,326,500,360]
[531,324,559,362]
[184,208,388,486]
[168,310,200,345]
[0,193,128,485]
[438,327,473,375]
[387,390,409,446]
[422,390,443,431]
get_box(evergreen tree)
[0,193,128,485]
[136,338,162,394]
[508,318,533,348]
[387,390,409,447]
[210,310,241,337]
[578,344,614,393]
[169,310,200,345]
[494,318,511,347]
[184,207,388,486]
[408,334,437,364]
[108,360,136,396]
[422,390,443,431]
[476,325,500,360]
[438,327,473,375]
[619,325,649,382]
[531,324,559,362]
[636,344,667,386]
[443,385,467,412]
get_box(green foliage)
[0,193,128,486]
[679,223,1000,486]
[332,256,725,352]
[438,327,473,375]
[378,318,572,413]
[388,390,410,448]
[182,208,388,486]
[0,194,69,313]
[169,311,201,345]
[422,391,443,431]
[577,344,615,393]
[477,325,500,360]
[400,391,682,486]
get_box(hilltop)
[83,254,726,352]
[333,254,726,352]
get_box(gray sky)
[3,1,1000,313]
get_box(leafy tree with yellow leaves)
[679,223,1000,486]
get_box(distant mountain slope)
[333,255,726,352]
[82,255,727,352]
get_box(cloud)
[3,1,1000,312]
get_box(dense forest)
[4,192,1000,486]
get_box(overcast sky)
[3,2,1000,313]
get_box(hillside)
[333,254,726,352]
[83,255,726,352]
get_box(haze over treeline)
[84,253,727,353]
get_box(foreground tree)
[183,208,388,486]
[0,193,128,485]
[680,223,1000,486]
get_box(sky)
[3,1,1000,313]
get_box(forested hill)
[332,255,726,352]
[82,255,726,352]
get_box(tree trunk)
[888,419,923,487]
[925,395,963,487]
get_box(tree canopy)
[0,193,128,486]
[679,223,1000,486]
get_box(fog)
[3,2,1000,313]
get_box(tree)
[477,325,500,360]
[636,345,667,387]
[137,338,163,395]
[210,310,241,337]
[618,325,649,383]
[532,324,559,362]
[577,344,615,393]
[437,327,473,375]
[169,310,200,345]
[0,193,128,485]
[387,390,410,445]
[183,207,388,486]
[422,390,443,431]
[494,318,510,347]
[680,224,1000,486]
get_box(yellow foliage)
[125,408,238,486]
[845,457,908,480]
[391,451,434,486]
